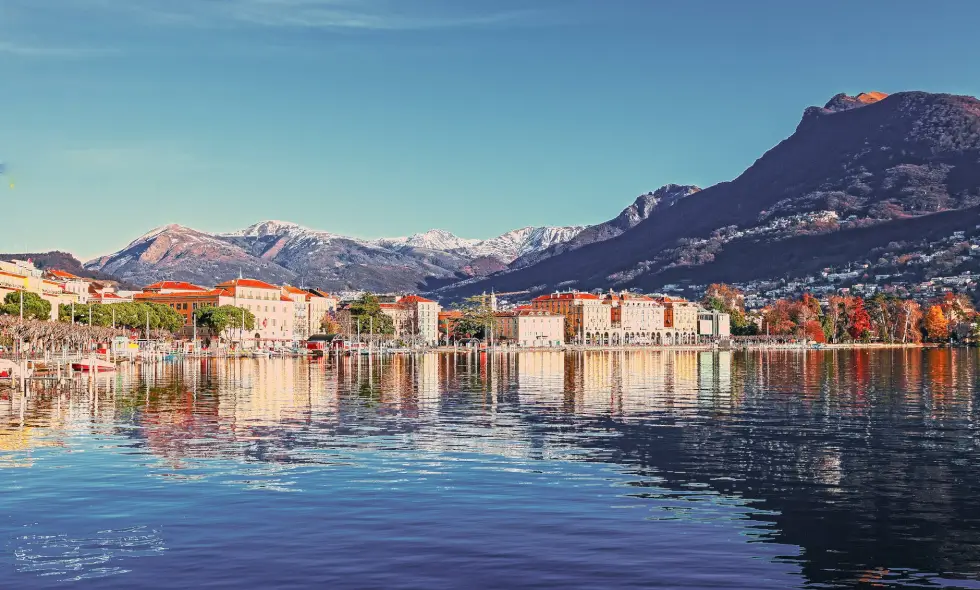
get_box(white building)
[396,295,441,345]
[216,278,295,345]
[698,310,731,340]
[495,309,565,347]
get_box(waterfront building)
[495,309,565,347]
[530,292,610,343]
[336,294,441,345]
[658,297,700,345]
[698,310,732,340]
[215,278,294,345]
[136,278,299,346]
[603,291,665,344]
[397,295,440,345]
[281,285,338,341]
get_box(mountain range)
[441,90,980,299]
[83,201,670,292]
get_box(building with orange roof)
[136,278,340,345]
[654,296,700,345]
[43,269,92,303]
[527,290,705,345]
[213,278,294,344]
[142,281,207,294]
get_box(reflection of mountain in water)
[4,350,980,587]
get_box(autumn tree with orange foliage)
[762,299,797,335]
[319,313,343,335]
[931,293,976,340]
[845,297,873,341]
[702,283,754,334]
[924,305,949,341]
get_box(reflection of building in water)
[414,353,440,408]
[514,352,567,405]
[217,359,309,425]
[698,352,732,398]
[0,426,46,468]
[511,350,732,418]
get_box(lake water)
[3,350,980,589]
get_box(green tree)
[1,292,52,321]
[58,301,185,333]
[451,296,497,340]
[194,305,256,336]
[347,294,395,336]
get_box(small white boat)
[72,358,116,373]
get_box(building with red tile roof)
[215,278,281,291]
[47,269,81,280]
[143,281,207,294]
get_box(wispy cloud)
[0,40,112,58]
[63,0,536,31]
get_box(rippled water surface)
[4,350,980,588]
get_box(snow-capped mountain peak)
[223,220,306,238]
[381,229,479,252]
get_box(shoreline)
[431,342,952,353]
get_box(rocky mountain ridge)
[510,184,701,269]
[85,219,594,291]
[85,184,698,292]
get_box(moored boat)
[72,358,116,373]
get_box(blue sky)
[2,0,980,260]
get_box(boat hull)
[72,362,116,373]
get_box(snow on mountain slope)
[379,226,584,261]
[84,223,297,287]
[89,220,585,291]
